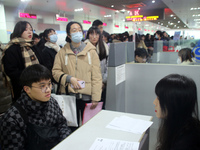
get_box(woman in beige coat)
[52,21,102,128]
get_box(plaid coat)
[0,92,71,150]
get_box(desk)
[52,110,153,150]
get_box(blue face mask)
[71,32,83,43]
[49,34,58,43]
[155,35,158,39]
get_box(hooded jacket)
[52,41,102,101]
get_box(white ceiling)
[162,0,200,29]
[0,0,199,29]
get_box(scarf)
[45,42,60,52]
[4,37,39,67]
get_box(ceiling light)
[152,0,155,3]
[170,23,174,25]
[170,14,174,17]
[194,8,197,10]
[198,7,200,9]
[194,19,200,21]
[111,5,114,8]
[174,25,176,27]
[184,25,186,27]
[74,8,83,12]
[115,10,119,13]
[193,14,195,17]
[138,8,140,10]
[177,26,179,28]
[178,21,180,23]
[191,8,194,10]
[127,11,130,13]
[174,17,176,19]
[104,15,112,17]
[121,9,126,12]
[161,23,163,25]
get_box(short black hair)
[20,64,52,87]
[92,20,103,27]
[65,21,83,43]
[33,33,39,40]
[12,21,33,39]
[135,48,148,58]
[43,28,55,42]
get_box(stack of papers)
[106,115,153,134]
[89,138,139,150]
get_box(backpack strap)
[56,73,65,94]
[13,102,28,124]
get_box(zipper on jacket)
[75,55,78,93]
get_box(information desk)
[52,110,153,150]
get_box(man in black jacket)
[0,64,71,150]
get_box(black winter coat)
[2,44,44,101]
[42,46,57,71]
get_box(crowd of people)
[0,19,200,150]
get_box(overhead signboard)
[19,13,37,19]
[56,14,68,22]
[125,9,164,22]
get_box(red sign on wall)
[19,13,37,19]
[115,25,119,28]
[83,20,91,24]
[56,17,68,22]
[103,23,107,26]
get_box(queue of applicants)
[1,19,200,150]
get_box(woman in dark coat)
[2,21,44,102]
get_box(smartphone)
[71,80,85,88]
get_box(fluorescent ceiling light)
[111,5,114,8]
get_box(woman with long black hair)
[154,74,200,150]
[85,26,109,109]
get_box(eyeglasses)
[31,82,54,93]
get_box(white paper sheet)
[106,115,153,134]
[89,138,139,150]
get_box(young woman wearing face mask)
[85,26,109,109]
[177,48,194,65]
[2,21,44,102]
[154,74,200,150]
[42,28,60,71]
[52,22,102,128]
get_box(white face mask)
[177,58,181,64]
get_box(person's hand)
[70,77,82,89]
[90,101,98,109]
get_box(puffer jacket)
[52,41,102,101]
[0,50,12,115]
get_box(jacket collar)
[64,41,96,56]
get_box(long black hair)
[86,26,107,61]
[155,74,200,150]
[12,21,33,39]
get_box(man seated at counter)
[0,64,71,150]
[135,48,148,63]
